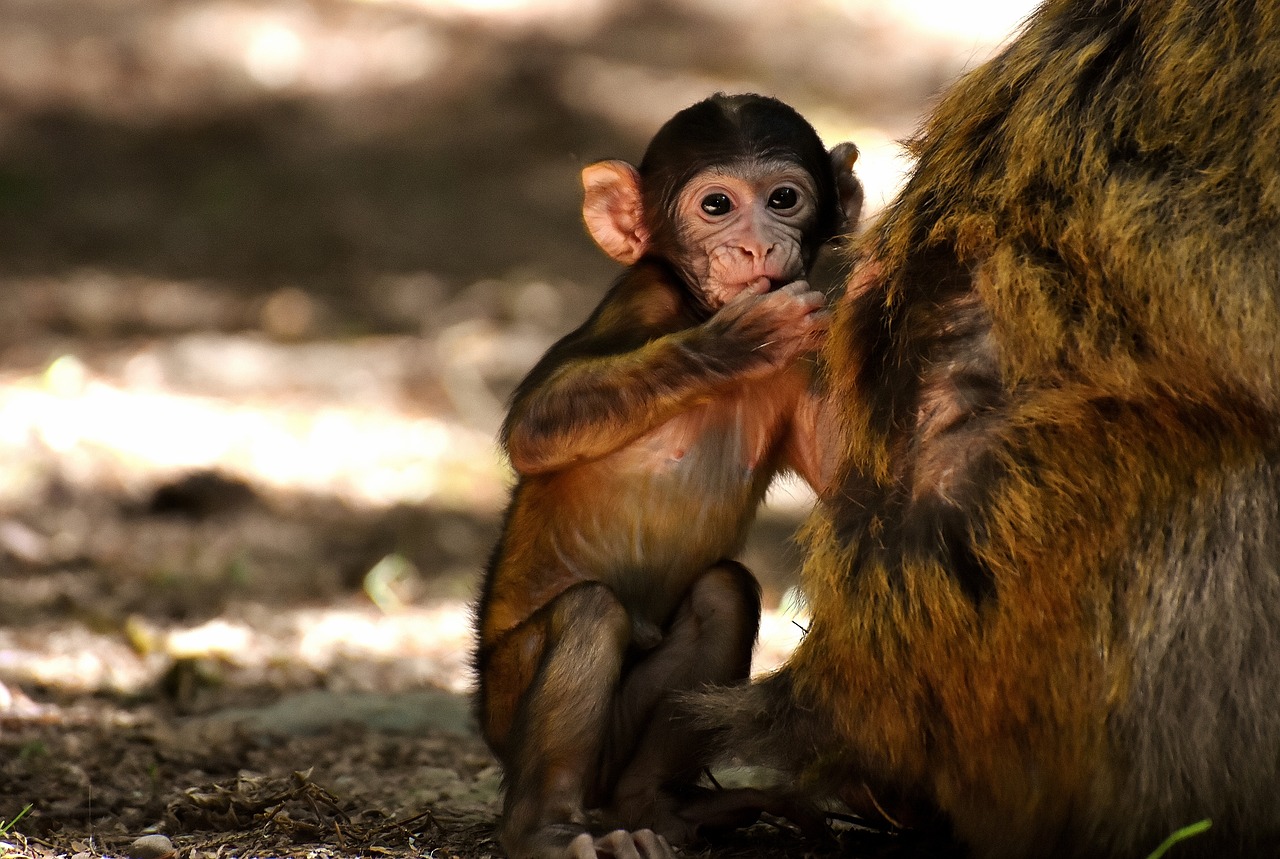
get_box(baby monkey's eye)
[701,193,732,216]
[768,186,799,209]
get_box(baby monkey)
[474,93,862,859]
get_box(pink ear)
[581,160,650,264]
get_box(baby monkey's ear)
[582,160,651,265]
[828,142,864,233]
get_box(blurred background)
[0,0,1036,851]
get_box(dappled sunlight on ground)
[0,601,476,698]
[0,359,501,511]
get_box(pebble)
[129,834,176,859]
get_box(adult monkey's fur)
[698,1,1280,856]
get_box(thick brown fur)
[696,2,1280,857]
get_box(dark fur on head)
[639,93,842,263]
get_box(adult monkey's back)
[699,1,1280,856]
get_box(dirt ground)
[0,2,1030,857]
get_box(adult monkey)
[694,1,1280,857]
[474,94,862,859]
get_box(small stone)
[129,834,176,859]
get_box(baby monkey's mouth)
[763,265,805,291]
